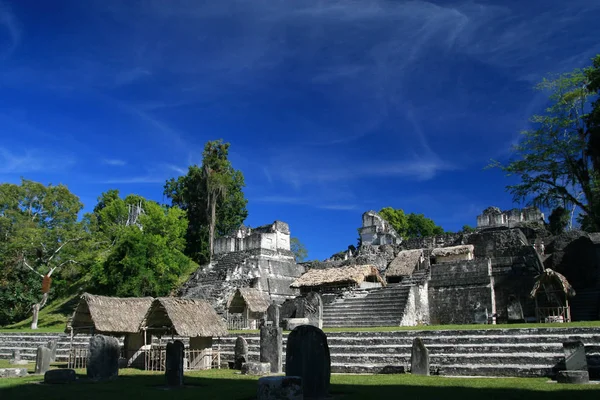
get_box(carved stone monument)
[260,326,283,373]
[34,346,52,375]
[165,340,185,387]
[257,376,303,400]
[87,335,120,381]
[234,336,249,370]
[298,292,323,329]
[285,325,331,399]
[267,302,280,327]
[410,337,429,376]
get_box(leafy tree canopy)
[290,237,308,262]
[164,140,248,264]
[490,54,600,231]
[378,207,444,238]
[88,191,195,297]
[0,179,88,326]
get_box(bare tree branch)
[47,237,83,264]
[21,256,43,278]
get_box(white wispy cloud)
[0,147,75,174]
[102,158,127,166]
[253,194,359,211]
[0,1,20,60]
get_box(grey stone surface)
[47,339,58,362]
[411,337,429,376]
[44,369,76,384]
[241,362,271,376]
[257,376,303,400]
[557,370,590,384]
[284,318,309,331]
[234,336,249,370]
[286,325,331,399]
[165,340,185,387]
[507,296,524,322]
[10,349,28,365]
[267,303,280,327]
[87,335,120,381]
[563,340,588,371]
[0,368,28,378]
[34,346,52,374]
[260,326,283,373]
[299,292,323,329]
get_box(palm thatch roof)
[227,287,271,313]
[68,293,154,334]
[290,265,385,288]
[431,244,474,257]
[386,249,424,278]
[530,269,576,298]
[142,297,228,337]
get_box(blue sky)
[1,1,599,261]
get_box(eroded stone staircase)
[215,326,600,377]
[322,271,428,328]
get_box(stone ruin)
[179,221,305,314]
[476,206,545,229]
[359,210,402,246]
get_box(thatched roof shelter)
[431,244,474,257]
[227,287,271,313]
[142,297,228,337]
[68,293,154,335]
[530,269,576,299]
[290,265,386,288]
[386,249,424,278]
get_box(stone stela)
[260,326,283,373]
[411,337,430,376]
[166,340,185,387]
[285,325,331,399]
[87,335,120,381]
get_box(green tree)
[0,179,88,327]
[378,207,444,238]
[290,237,308,262]
[88,191,195,297]
[164,140,248,264]
[490,55,600,230]
[461,225,476,233]
[548,206,570,235]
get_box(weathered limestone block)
[0,368,28,378]
[34,346,52,375]
[284,318,309,331]
[166,340,185,387]
[234,336,249,370]
[411,337,429,376]
[87,335,120,381]
[285,325,331,399]
[260,326,283,373]
[44,369,76,384]
[563,340,588,371]
[47,339,58,362]
[10,349,28,365]
[557,370,590,384]
[257,376,303,400]
[241,362,271,376]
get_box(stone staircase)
[0,333,92,362]
[215,326,600,377]
[322,271,428,328]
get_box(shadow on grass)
[2,370,600,400]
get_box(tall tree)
[88,191,195,297]
[0,179,88,328]
[490,55,600,230]
[290,237,308,262]
[164,140,248,264]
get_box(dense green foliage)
[164,140,248,264]
[379,207,444,238]
[0,179,89,326]
[88,191,196,297]
[290,237,308,262]
[548,206,570,235]
[491,54,600,231]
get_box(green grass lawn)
[0,368,599,400]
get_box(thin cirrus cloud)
[102,158,127,166]
[0,147,75,175]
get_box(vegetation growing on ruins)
[164,139,248,265]
[491,54,600,231]
[290,236,308,262]
[378,207,445,238]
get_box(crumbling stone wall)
[428,259,494,325]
